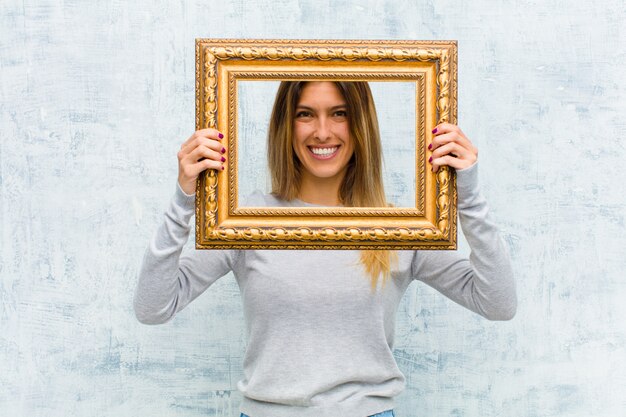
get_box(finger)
[429,130,474,154]
[431,155,466,173]
[180,129,224,152]
[431,151,477,172]
[181,133,224,156]
[180,158,224,181]
[430,141,473,161]
[191,139,226,158]
[431,122,465,137]
[186,144,226,164]
[431,123,472,147]
[195,157,224,172]
[179,137,226,161]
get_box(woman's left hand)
[428,123,478,172]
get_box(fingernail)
[221,166,224,171]
[432,128,438,134]
[221,147,226,153]
[218,133,224,139]
[428,144,432,150]
[221,156,226,162]
[428,156,432,163]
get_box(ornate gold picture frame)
[195,39,457,250]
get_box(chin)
[304,165,344,179]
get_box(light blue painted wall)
[1,1,625,416]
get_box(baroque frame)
[195,39,457,250]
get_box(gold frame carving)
[195,39,457,250]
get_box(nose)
[314,116,331,142]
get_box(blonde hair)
[268,81,396,289]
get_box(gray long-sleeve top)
[134,163,516,417]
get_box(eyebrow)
[295,104,348,111]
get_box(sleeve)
[411,163,517,321]
[133,183,238,325]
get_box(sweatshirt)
[133,163,517,417]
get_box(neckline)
[291,197,344,208]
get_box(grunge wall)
[1,1,625,416]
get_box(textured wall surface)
[1,1,625,416]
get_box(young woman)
[134,81,517,417]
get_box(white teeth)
[310,147,338,156]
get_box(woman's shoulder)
[242,190,292,207]
[243,190,324,208]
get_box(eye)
[295,110,312,118]
[333,110,348,118]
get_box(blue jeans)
[241,411,394,417]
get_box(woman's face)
[292,82,354,184]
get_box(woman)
[134,81,517,417]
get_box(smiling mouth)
[309,146,339,159]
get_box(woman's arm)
[133,129,235,324]
[411,124,517,321]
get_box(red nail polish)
[432,128,438,134]
[221,147,226,153]
[218,133,224,139]
[221,156,226,162]
[428,156,432,163]
[221,166,224,170]
[428,144,432,150]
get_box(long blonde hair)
[267,81,396,289]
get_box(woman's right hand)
[177,129,226,195]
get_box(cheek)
[293,125,305,142]
[338,123,350,142]
[294,127,310,151]
[294,120,314,136]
